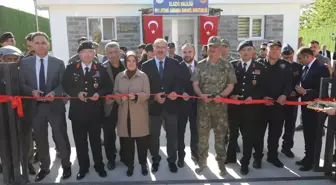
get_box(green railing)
[0,5,50,52]
[300,25,336,52]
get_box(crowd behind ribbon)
[1,31,336,182]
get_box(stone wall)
[116,16,141,52]
[66,17,87,58]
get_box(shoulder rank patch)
[280,63,286,69]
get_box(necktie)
[85,67,89,76]
[159,61,164,80]
[243,63,247,72]
[188,65,192,74]
[39,59,46,92]
[302,66,309,80]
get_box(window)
[87,18,116,42]
[237,16,264,40]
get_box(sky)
[1,0,49,18]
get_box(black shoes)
[168,162,178,173]
[177,159,185,168]
[76,169,88,180]
[28,163,36,175]
[141,165,148,176]
[252,160,262,169]
[107,161,116,170]
[97,169,107,178]
[127,166,134,177]
[151,163,159,172]
[240,165,249,175]
[281,149,294,158]
[267,158,284,168]
[62,167,72,179]
[35,169,50,182]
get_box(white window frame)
[237,16,265,41]
[86,17,117,42]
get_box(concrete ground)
[1,106,336,185]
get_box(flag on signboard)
[143,15,163,44]
[199,15,219,45]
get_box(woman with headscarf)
[113,51,150,176]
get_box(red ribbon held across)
[0,95,24,117]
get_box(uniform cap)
[145,44,153,52]
[281,43,294,55]
[267,40,282,48]
[207,36,222,47]
[138,43,146,49]
[260,42,267,48]
[77,41,95,53]
[120,46,128,52]
[237,40,254,51]
[0,46,22,57]
[221,38,230,47]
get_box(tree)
[300,0,336,30]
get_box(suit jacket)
[62,61,113,121]
[300,59,330,101]
[172,54,183,63]
[19,55,66,115]
[141,57,182,116]
[179,60,198,106]
[319,50,331,60]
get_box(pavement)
[1,106,336,185]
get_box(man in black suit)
[319,45,331,60]
[141,38,181,173]
[177,43,198,168]
[168,42,183,62]
[295,47,330,171]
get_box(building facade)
[37,0,313,63]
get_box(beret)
[237,40,254,51]
[77,41,95,53]
[281,43,294,55]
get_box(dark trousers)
[103,108,118,162]
[301,106,319,165]
[71,118,104,171]
[262,104,285,159]
[33,103,71,170]
[282,104,298,150]
[122,135,150,167]
[150,110,178,164]
[227,105,262,165]
[177,101,198,160]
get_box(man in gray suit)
[19,32,71,182]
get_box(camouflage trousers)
[197,101,229,167]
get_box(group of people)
[0,29,334,183]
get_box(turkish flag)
[200,16,219,45]
[143,15,163,44]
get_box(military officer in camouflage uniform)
[191,36,237,176]
[220,38,235,62]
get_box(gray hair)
[105,41,120,51]
[181,43,195,50]
[153,38,167,48]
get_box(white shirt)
[241,59,252,72]
[82,62,92,74]
[35,56,48,91]
[303,57,316,75]
[185,60,196,73]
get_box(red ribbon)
[0,95,24,118]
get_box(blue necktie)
[39,58,46,93]
[159,61,164,80]
[302,66,309,80]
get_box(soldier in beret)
[280,44,302,158]
[258,40,292,168]
[68,37,99,65]
[191,36,237,176]
[226,40,266,175]
[62,41,113,180]
[0,32,16,47]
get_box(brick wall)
[116,16,141,52]
[66,17,88,57]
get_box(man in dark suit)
[168,42,183,62]
[62,41,112,180]
[19,32,71,181]
[177,43,198,168]
[102,41,125,170]
[295,47,330,171]
[141,38,181,173]
[319,45,331,60]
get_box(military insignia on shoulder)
[293,71,299,76]
[280,63,286,69]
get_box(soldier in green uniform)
[191,36,237,176]
[220,38,235,62]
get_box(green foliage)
[0,5,51,51]
[300,25,336,52]
[300,0,336,30]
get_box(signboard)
[153,0,209,16]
